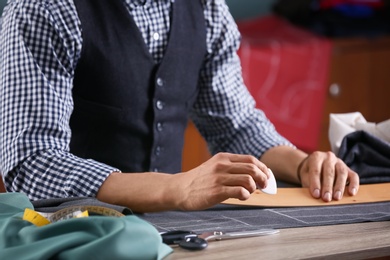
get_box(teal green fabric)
[0,193,172,260]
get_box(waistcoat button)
[156,77,164,87]
[156,100,164,110]
[156,122,163,131]
[155,146,162,156]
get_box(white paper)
[329,112,390,154]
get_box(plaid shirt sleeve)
[0,1,116,200]
[193,0,293,157]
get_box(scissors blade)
[198,229,279,241]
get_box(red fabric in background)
[237,16,332,152]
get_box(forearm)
[260,145,308,185]
[96,152,272,213]
[97,171,180,213]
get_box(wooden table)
[166,221,390,259]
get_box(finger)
[227,154,269,177]
[221,173,257,193]
[227,163,269,189]
[306,152,322,199]
[332,161,348,200]
[191,185,252,211]
[223,153,269,187]
[320,152,338,202]
[221,185,251,201]
[347,169,360,196]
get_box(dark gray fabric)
[138,202,390,233]
[338,130,390,184]
[31,197,390,232]
[31,197,133,215]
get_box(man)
[0,0,359,212]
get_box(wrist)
[296,155,309,184]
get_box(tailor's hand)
[174,152,270,211]
[298,151,360,202]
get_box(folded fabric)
[338,131,390,184]
[0,193,172,260]
[329,112,390,155]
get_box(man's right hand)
[171,152,270,211]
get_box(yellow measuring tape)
[23,206,124,227]
[23,208,51,227]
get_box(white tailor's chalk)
[261,168,277,195]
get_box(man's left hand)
[298,151,359,202]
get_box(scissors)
[160,229,279,251]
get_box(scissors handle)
[160,230,208,250]
[179,236,208,250]
[160,230,197,244]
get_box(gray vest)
[70,0,207,173]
